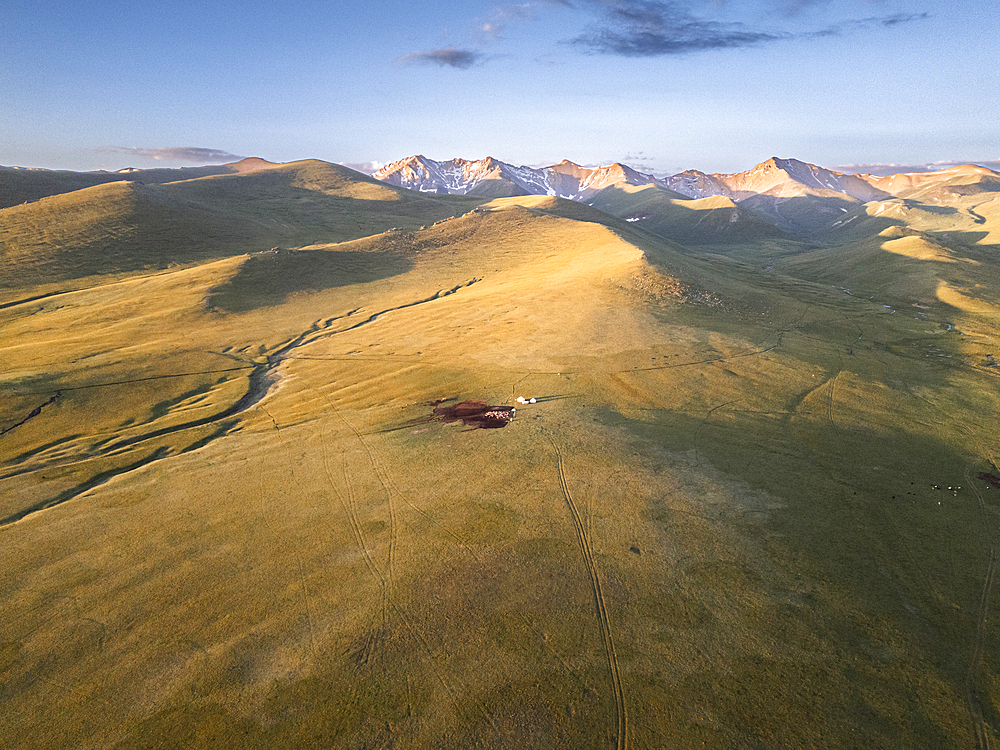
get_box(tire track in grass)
[384,596,503,741]
[305,373,578,738]
[318,396,503,741]
[547,432,628,750]
[295,558,318,661]
[965,469,996,750]
[375,422,593,696]
[310,390,392,646]
[331,408,398,601]
[827,370,841,427]
[258,407,317,661]
[315,416,387,604]
[338,441,393,665]
[300,406,396,728]
[340,400,579,741]
[278,378,394,686]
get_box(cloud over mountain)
[339,160,388,174]
[396,46,484,69]
[391,0,931,71]
[98,146,243,163]
[831,159,1000,176]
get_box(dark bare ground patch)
[374,398,517,434]
[431,399,516,429]
[977,472,1000,490]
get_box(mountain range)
[374,154,1000,207]
[373,155,1000,238]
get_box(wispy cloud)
[400,1,569,68]
[832,160,1000,176]
[479,3,535,41]
[397,1,929,67]
[810,12,931,38]
[396,46,484,69]
[771,0,830,17]
[570,1,789,56]
[621,151,656,163]
[340,161,387,174]
[569,0,929,57]
[98,146,243,163]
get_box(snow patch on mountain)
[373,155,1000,206]
[374,156,666,200]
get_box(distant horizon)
[3,1,995,181]
[4,152,999,180]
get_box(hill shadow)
[0,167,480,292]
[739,194,860,235]
[589,184,787,245]
[206,247,412,312]
[601,403,999,741]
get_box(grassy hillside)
[588,184,787,245]
[869,165,1000,202]
[465,178,531,198]
[0,163,239,208]
[0,160,481,296]
[3,181,1000,749]
[736,192,861,235]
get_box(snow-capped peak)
[372,155,995,204]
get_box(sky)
[2,0,997,176]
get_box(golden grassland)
[2,163,1000,748]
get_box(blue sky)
[2,0,997,175]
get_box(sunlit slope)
[781,191,1000,312]
[0,157,298,208]
[868,164,1000,201]
[0,163,237,208]
[0,159,480,295]
[3,201,713,523]
[207,195,735,319]
[3,196,1000,749]
[818,191,1000,244]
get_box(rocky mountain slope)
[372,155,669,200]
[374,155,1000,234]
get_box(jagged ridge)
[374,155,1000,205]
[373,155,667,201]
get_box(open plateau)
[3,153,1000,749]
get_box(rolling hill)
[864,164,1000,200]
[587,183,788,245]
[0,159,481,295]
[2,156,1000,750]
[0,162,247,209]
